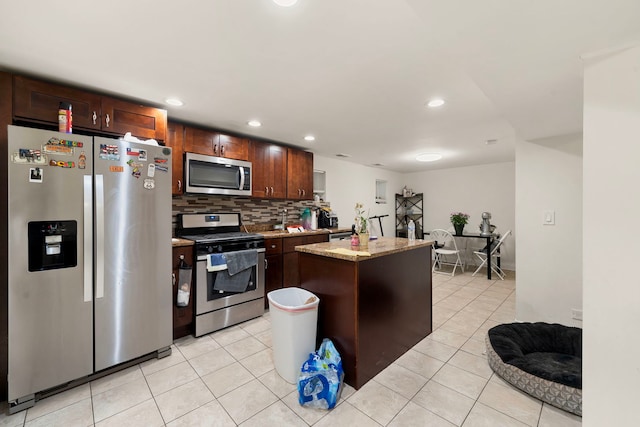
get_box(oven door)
[195,249,265,315]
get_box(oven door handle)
[197,247,265,262]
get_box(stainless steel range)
[176,213,265,337]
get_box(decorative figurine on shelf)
[450,212,470,236]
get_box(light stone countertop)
[258,228,351,239]
[295,236,434,261]
[171,237,195,247]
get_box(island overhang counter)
[296,237,434,389]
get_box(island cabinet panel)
[172,245,194,340]
[249,140,287,199]
[13,75,168,142]
[286,148,313,200]
[299,244,432,389]
[167,121,185,195]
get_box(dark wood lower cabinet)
[172,245,194,339]
[265,233,329,307]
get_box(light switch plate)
[543,210,555,225]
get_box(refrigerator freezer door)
[7,126,94,401]
[93,137,172,371]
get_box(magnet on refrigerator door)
[47,137,83,147]
[143,179,155,190]
[29,167,43,183]
[43,144,73,155]
[99,144,119,161]
[155,165,168,173]
[109,166,124,173]
[147,163,156,177]
[13,149,45,164]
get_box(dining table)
[452,231,500,279]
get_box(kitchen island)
[296,237,433,389]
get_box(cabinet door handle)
[105,113,110,128]
[302,189,306,196]
[270,187,274,196]
[298,188,302,196]
[271,244,276,248]
[221,144,225,156]
[172,273,176,286]
[265,259,268,270]
[213,144,218,156]
[177,179,182,191]
[92,111,97,125]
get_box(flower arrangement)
[354,202,369,234]
[450,212,470,226]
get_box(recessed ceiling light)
[426,99,445,108]
[416,153,443,162]
[165,98,184,106]
[247,120,262,127]
[273,0,297,6]
[335,153,351,158]
[304,135,315,142]
[485,139,498,145]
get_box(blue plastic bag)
[297,339,344,409]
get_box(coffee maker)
[480,212,493,236]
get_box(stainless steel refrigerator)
[7,125,172,411]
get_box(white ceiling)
[1,0,639,172]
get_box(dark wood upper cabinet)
[101,96,167,141]
[249,140,287,199]
[13,75,167,142]
[287,148,313,200]
[184,126,217,156]
[13,75,102,132]
[218,134,249,160]
[167,121,185,195]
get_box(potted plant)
[450,212,470,235]
[354,202,370,247]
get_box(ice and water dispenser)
[27,221,77,271]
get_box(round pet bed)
[486,322,582,416]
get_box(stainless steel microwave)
[184,152,252,196]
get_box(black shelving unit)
[395,193,423,238]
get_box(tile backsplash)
[172,194,330,233]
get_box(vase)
[453,224,464,236]
[359,233,370,248]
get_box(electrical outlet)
[571,309,583,321]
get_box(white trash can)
[268,287,320,384]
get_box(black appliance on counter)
[318,209,338,228]
[175,213,265,337]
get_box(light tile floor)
[0,271,583,426]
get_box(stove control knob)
[207,246,214,253]
[217,245,222,252]
[245,242,250,249]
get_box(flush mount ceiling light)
[485,139,498,145]
[165,98,184,106]
[304,135,315,142]
[416,153,443,162]
[426,98,445,108]
[273,0,297,6]
[247,120,262,127]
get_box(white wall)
[583,45,640,426]
[514,134,582,326]
[313,155,403,238]
[404,162,516,270]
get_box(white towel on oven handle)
[207,253,227,272]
